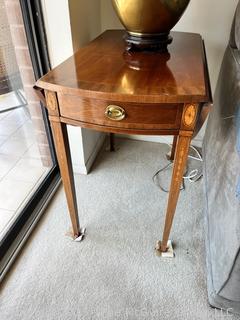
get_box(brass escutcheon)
[105,105,126,121]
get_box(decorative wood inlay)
[45,90,59,116]
[182,104,197,128]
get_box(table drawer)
[58,94,182,130]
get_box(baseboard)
[73,133,106,174]
[116,134,173,144]
[72,163,88,175]
[73,132,203,175]
[116,134,203,147]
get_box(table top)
[37,30,211,104]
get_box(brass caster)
[155,240,175,258]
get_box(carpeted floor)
[0,138,239,320]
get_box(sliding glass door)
[0,0,60,277]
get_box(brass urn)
[112,0,190,51]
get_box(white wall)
[69,0,101,52]
[68,0,105,173]
[100,0,239,145]
[172,0,239,92]
[41,0,104,174]
[41,0,73,67]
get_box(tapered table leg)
[160,132,192,253]
[50,120,81,239]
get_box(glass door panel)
[0,0,56,242]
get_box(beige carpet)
[0,138,239,320]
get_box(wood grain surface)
[37,30,210,104]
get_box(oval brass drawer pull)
[105,105,126,121]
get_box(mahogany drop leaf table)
[36,30,211,255]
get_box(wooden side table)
[36,30,211,255]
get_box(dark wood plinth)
[124,32,173,52]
